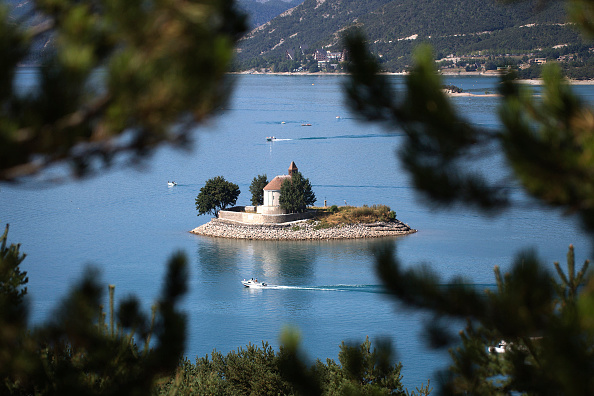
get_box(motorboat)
[266,136,276,141]
[488,340,507,353]
[168,181,177,187]
[242,278,268,288]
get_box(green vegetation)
[334,11,594,390]
[195,176,241,217]
[313,221,334,230]
[0,224,27,308]
[1,1,415,396]
[279,171,316,213]
[0,0,243,390]
[155,336,406,395]
[234,0,592,76]
[249,174,268,206]
[442,85,463,93]
[4,0,594,393]
[0,0,247,181]
[313,204,397,227]
[1,223,189,395]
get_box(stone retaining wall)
[190,218,416,240]
[218,206,315,224]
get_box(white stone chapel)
[257,161,298,215]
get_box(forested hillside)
[4,0,592,75]
[235,0,591,74]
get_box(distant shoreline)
[17,65,594,85]
[232,70,594,85]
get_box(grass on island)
[309,204,396,228]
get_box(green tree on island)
[279,171,316,213]
[249,174,268,206]
[196,176,241,217]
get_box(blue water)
[2,72,592,390]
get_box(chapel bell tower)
[288,161,298,177]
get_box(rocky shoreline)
[190,218,416,240]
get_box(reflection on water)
[195,234,399,285]
[189,234,410,367]
[196,236,244,275]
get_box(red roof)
[263,175,291,191]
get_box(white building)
[257,161,298,215]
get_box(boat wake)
[299,133,398,140]
[246,283,497,293]
[247,284,386,293]
[266,134,402,143]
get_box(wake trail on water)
[267,133,403,142]
[253,284,387,293]
[252,284,497,293]
[299,133,398,140]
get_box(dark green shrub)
[388,210,396,221]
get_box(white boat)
[167,181,177,187]
[266,136,275,141]
[488,340,507,353]
[242,278,268,288]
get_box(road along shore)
[190,218,416,241]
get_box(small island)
[191,205,416,241]
[190,162,416,240]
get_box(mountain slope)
[238,0,390,58]
[236,0,586,71]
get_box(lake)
[1,72,592,390]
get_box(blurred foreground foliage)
[336,5,594,392]
[156,334,407,396]
[4,0,594,394]
[376,244,593,395]
[1,223,189,395]
[0,0,246,181]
